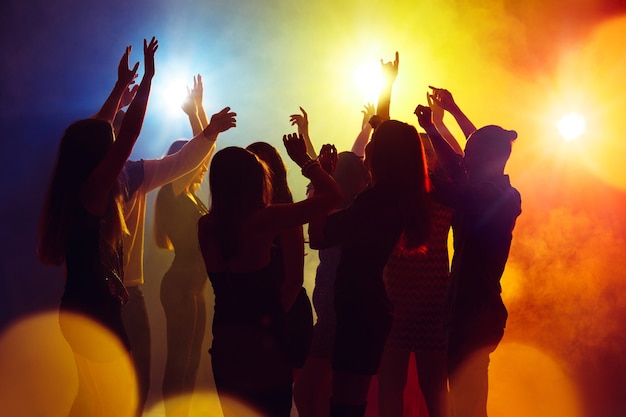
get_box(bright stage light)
[557,113,586,141]
[159,80,190,118]
[151,62,199,120]
[353,62,382,104]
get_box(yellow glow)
[550,16,626,189]
[0,312,137,417]
[148,390,265,416]
[557,113,586,141]
[353,62,382,104]
[488,342,582,417]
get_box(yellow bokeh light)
[147,390,266,417]
[0,311,138,417]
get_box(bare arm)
[290,107,316,159]
[257,133,342,233]
[81,37,158,215]
[429,86,476,140]
[415,104,465,180]
[181,83,203,136]
[92,46,139,123]
[192,74,209,129]
[426,92,464,155]
[376,51,399,122]
[142,106,236,192]
[351,102,375,157]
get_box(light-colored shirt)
[122,134,215,287]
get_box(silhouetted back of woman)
[198,138,341,417]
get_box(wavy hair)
[208,146,272,260]
[38,119,125,264]
[369,120,432,249]
[246,141,293,204]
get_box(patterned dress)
[383,199,454,352]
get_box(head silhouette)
[246,141,292,204]
[38,118,119,265]
[464,125,517,181]
[208,146,272,260]
[58,119,115,191]
[333,151,370,209]
[366,119,431,249]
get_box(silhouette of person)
[377,88,464,417]
[290,106,372,417]
[115,72,235,416]
[378,139,457,417]
[416,100,522,417]
[153,139,211,417]
[309,119,432,417]
[246,141,314,381]
[37,37,158,417]
[197,135,342,417]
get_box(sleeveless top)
[158,183,209,289]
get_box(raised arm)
[429,86,476,140]
[181,79,203,136]
[290,107,316,159]
[376,51,399,122]
[142,106,237,192]
[192,74,209,129]
[92,46,140,123]
[351,102,375,157]
[415,104,465,181]
[426,92,464,155]
[260,133,342,231]
[81,37,158,215]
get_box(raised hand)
[318,144,337,174]
[414,104,434,130]
[191,74,204,109]
[361,102,375,130]
[283,133,310,167]
[381,51,399,86]
[427,91,444,125]
[369,114,384,130]
[181,85,198,117]
[428,86,458,112]
[119,84,139,109]
[204,107,237,136]
[289,107,309,137]
[143,37,159,79]
[428,85,476,139]
[118,45,139,87]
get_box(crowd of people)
[37,38,521,417]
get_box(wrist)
[202,125,217,140]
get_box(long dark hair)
[208,146,272,260]
[369,120,431,249]
[38,119,125,264]
[246,141,293,204]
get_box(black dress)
[208,260,292,417]
[324,185,404,375]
